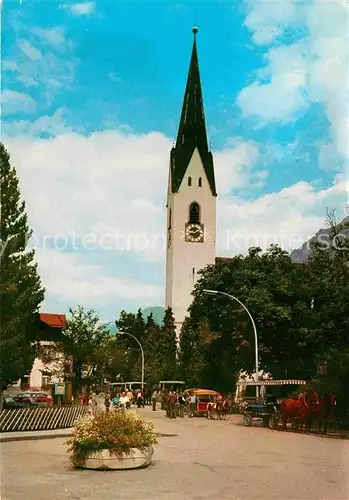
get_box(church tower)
[165,28,217,336]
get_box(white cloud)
[217,177,348,256]
[215,139,263,194]
[32,26,70,48]
[2,108,73,137]
[4,25,77,100]
[2,90,36,114]
[65,1,96,15]
[18,40,42,60]
[239,0,349,159]
[244,0,300,45]
[3,125,346,317]
[36,249,162,305]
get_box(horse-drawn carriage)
[237,379,307,428]
[237,379,337,433]
[184,389,231,419]
[184,388,218,417]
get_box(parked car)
[14,391,52,406]
[3,396,38,408]
[3,396,23,409]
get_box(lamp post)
[203,289,259,398]
[116,329,145,391]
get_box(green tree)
[60,305,110,394]
[115,308,146,381]
[143,313,162,384]
[187,245,316,389]
[179,317,213,387]
[158,307,177,379]
[307,212,349,425]
[307,213,349,355]
[94,337,128,384]
[0,142,45,404]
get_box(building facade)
[165,28,217,336]
[9,313,67,393]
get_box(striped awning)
[238,379,307,386]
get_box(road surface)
[1,406,348,500]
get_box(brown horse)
[307,392,337,433]
[279,392,311,431]
[221,398,231,419]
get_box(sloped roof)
[39,313,67,329]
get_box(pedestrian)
[137,391,143,408]
[189,392,196,418]
[82,392,88,406]
[178,392,185,417]
[169,391,178,419]
[119,392,130,409]
[185,393,190,416]
[112,393,120,408]
[152,389,158,411]
[88,393,98,416]
[126,388,133,405]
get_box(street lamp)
[116,329,145,391]
[203,289,259,398]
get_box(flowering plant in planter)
[67,409,157,468]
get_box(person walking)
[151,389,158,411]
[137,391,143,408]
[189,392,196,418]
[169,391,178,419]
[178,392,185,417]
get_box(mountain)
[142,306,165,325]
[107,306,166,334]
[108,324,118,335]
[290,216,349,263]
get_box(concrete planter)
[82,446,154,470]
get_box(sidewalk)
[0,427,73,443]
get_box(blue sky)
[2,0,348,322]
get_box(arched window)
[189,202,200,224]
[188,176,192,186]
[168,208,171,229]
[198,177,202,187]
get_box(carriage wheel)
[269,414,277,429]
[243,414,252,427]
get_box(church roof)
[170,28,216,196]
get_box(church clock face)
[185,223,204,242]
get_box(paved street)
[1,406,348,500]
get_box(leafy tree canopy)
[0,142,45,392]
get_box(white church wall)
[166,147,216,332]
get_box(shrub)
[67,409,157,467]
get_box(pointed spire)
[170,28,216,196]
[175,27,208,152]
